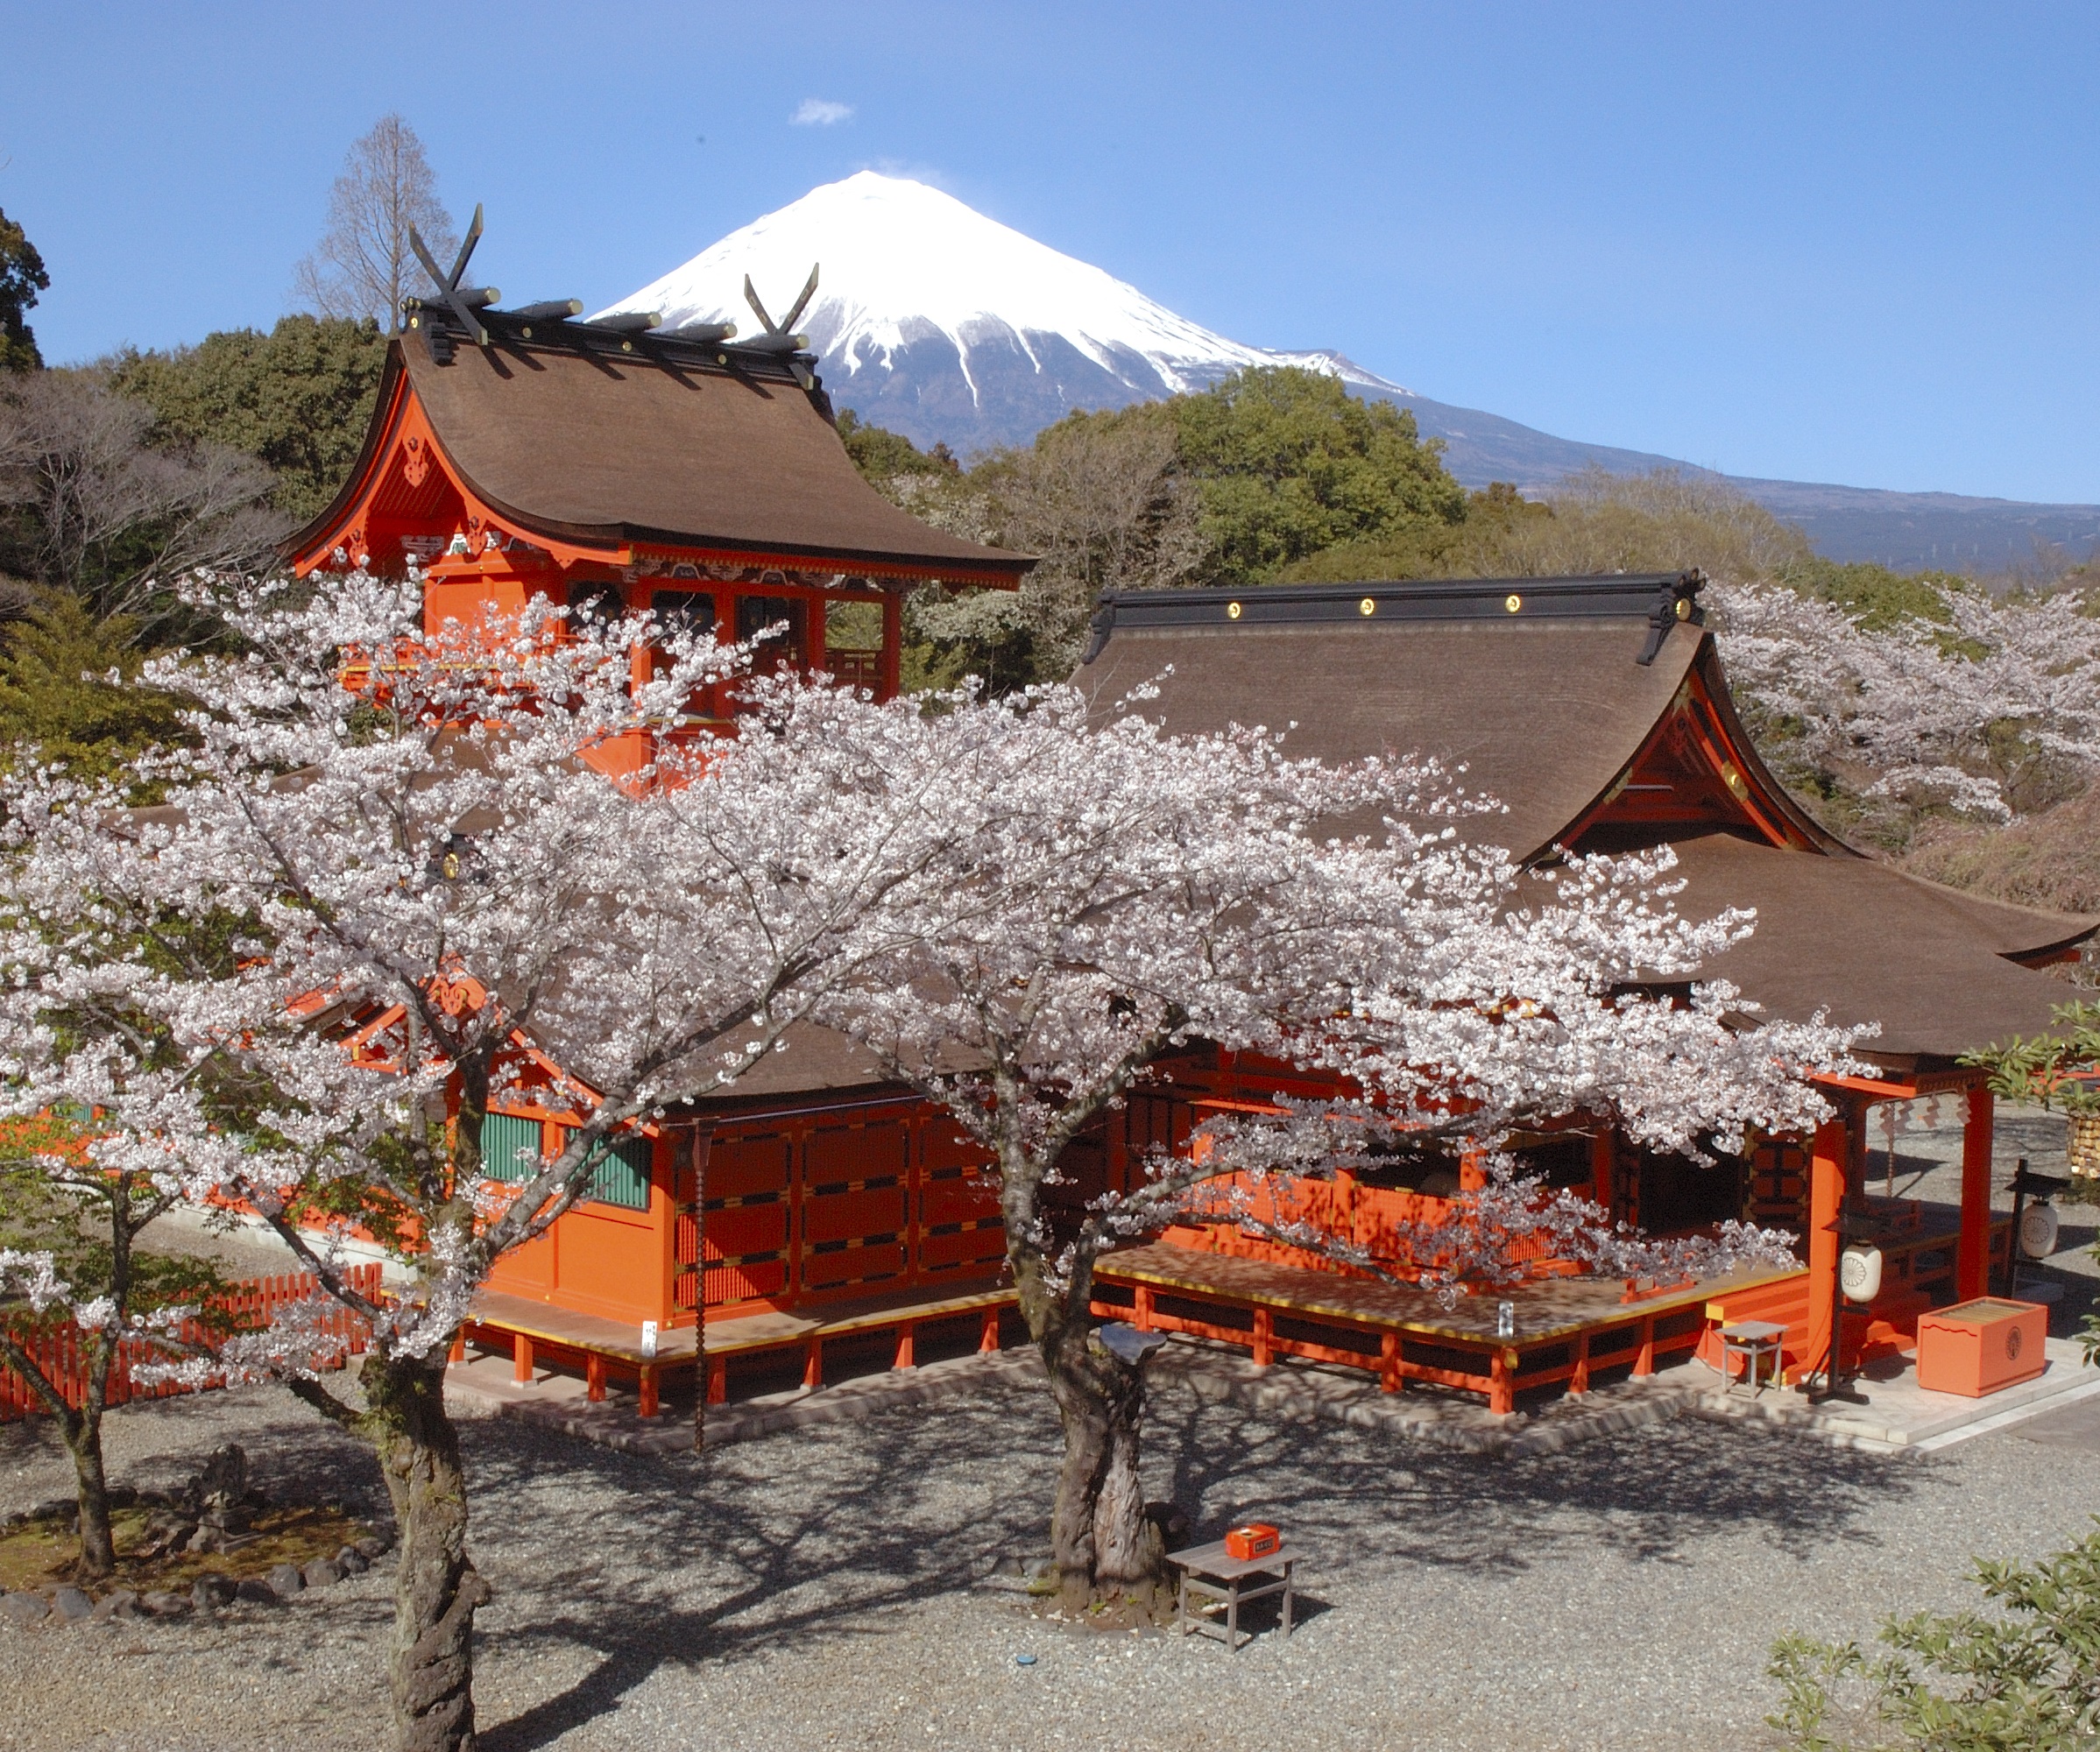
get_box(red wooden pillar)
[585,1353,607,1402]
[1633,1316,1656,1378]
[1252,1306,1274,1367]
[638,1364,660,1419]
[979,1305,1001,1353]
[448,1333,466,1366]
[1804,1111,1851,1386]
[512,1333,534,1385]
[1134,1285,1154,1333]
[1106,1109,1130,1198]
[1570,1332,1592,1396]
[1488,1348,1515,1415]
[879,590,902,702]
[707,1354,727,1404]
[803,1338,824,1390]
[806,591,828,677]
[1379,1331,1403,1394]
[894,1323,916,1371]
[1956,1088,1995,1301]
[1590,1127,1614,1210]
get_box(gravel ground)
[0,1099,2086,1752]
[0,1361,2095,1752]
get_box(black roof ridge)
[407,303,822,392]
[1083,570,1708,666]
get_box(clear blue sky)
[5,2,2096,502]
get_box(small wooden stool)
[1167,1539,1296,1651]
[1719,1320,1786,1397]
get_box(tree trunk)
[66,1389,117,1581]
[689,1126,711,1454]
[363,1351,491,1752]
[1042,1326,1164,1616]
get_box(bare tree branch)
[291,114,457,335]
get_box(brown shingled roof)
[289,336,1031,583]
[1079,595,1705,862]
[1078,576,2097,1069]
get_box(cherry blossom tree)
[0,572,979,1752]
[0,1099,258,1581]
[812,684,1864,1614]
[1715,580,2100,823]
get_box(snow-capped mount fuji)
[598,173,2100,569]
[596,172,1411,451]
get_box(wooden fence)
[0,1261,385,1422]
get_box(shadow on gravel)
[0,1351,1976,1752]
[0,1384,388,1523]
[466,1366,1948,1750]
[1149,1383,1934,1579]
[472,1385,1057,1752]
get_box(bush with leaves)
[0,591,192,786]
[1769,1525,2100,1751]
[108,315,389,523]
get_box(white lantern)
[1840,1245,1884,1303]
[2019,1203,2061,1261]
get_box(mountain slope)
[602,173,2100,569]
[598,171,1415,449]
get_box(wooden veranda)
[1090,1242,1799,1416]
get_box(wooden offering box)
[1915,1298,2048,1397]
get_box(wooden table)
[1168,1539,1296,1651]
[1719,1319,1786,1397]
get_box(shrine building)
[284,295,1033,1411]
[286,293,2096,1424]
[1075,575,2096,1410]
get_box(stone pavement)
[447,1326,2100,1465]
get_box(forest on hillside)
[4,191,2100,916]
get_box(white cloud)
[791,98,853,127]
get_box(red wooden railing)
[0,1261,384,1423]
[1162,1170,1561,1284]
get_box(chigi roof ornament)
[741,265,822,389]
[398,208,819,382]
[407,202,498,356]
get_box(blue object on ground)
[1015,1654,1037,1666]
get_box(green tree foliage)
[1280,480,1550,583]
[1769,1525,2100,1750]
[0,208,48,375]
[1778,556,1959,632]
[836,408,958,480]
[838,368,1472,687]
[1170,367,1467,588]
[0,593,191,787]
[106,315,388,522]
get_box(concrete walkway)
[1680,1333,2100,1452]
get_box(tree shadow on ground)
[469,1362,1948,1751]
[0,1360,1962,1752]
[1149,1371,1934,1579]
[470,1385,1059,1751]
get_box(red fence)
[0,1261,385,1423]
[1161,1171,1564,1285]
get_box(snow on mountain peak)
[596,172,1409,406]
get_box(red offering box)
[1225,1522,1280,1560]
[1915,1298,2048,1397]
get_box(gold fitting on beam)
[1359,597,1375,617]
[1227,601,1242,619]
[1505,593,1523,613]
